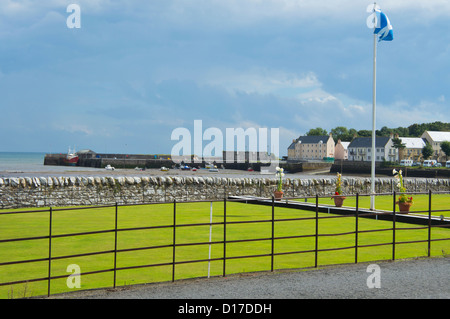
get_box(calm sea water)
[0,152,47,172]
[0,152,101,175]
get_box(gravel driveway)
[52,257,449,300]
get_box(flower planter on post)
[393,169,413,213]
[332,173,345,207]
[333,195,346,207]
[397,201,412,213]
[274,167,285,201]
[274,190,284,201]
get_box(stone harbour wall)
[0,175,449,209]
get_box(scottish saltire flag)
[374,10,393,41]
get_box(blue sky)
[1,0,449,156]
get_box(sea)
[0,152,102,177]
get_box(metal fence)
[0,191,449,298]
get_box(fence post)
[271,196,275,272]
[315,194,319,268]
[428,190,432,257]
[208,201,213,278]
[392,191,396,261]
[47,207,53,297]
[223,196,227,277]
[355,193,359,264]
[113,202,118,288]
[172,200,176,282]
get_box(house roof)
[422,131,450,142]
[295,135,331,144]
[348,137,391,148]
[399,137,426,149]
[288,135,332,150]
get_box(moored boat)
[64,147,79,166]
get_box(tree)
[348,128,358,140]
[440,141,450,160]
[408,121,450,137]
[357,130,372,137]
[330,126,349,141]
[422,143,433,160]
[392,137,406,149]
[378,126,392,137]
[408,123,423,137]
[392,137,406,160]
[306,127,328,136]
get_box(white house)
[347,137,397,162]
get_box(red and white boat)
[64,147,79,165]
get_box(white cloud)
[202,68,321,96]
[155,0,450,27]
[2,0,450,27]
[297,88,336,103]
[372,98,450,129]
[53,123,94,136]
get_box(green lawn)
[0,198,449,298]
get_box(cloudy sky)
[1,0,449,156]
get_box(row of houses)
[287,131,450,163]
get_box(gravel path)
[51,257,449,299]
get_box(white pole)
[370,4,378,211]
[208,201,212,278]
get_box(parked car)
[400,159,413,166]
[423,160,437,167]
[446,161,450,168]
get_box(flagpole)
[370,4,377,211]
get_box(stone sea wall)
[0,175,449,209]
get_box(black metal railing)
[0,191,449,298]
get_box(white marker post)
[208,201,213,278]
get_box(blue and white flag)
[374,10,393,41]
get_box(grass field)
[0,195,449,298]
